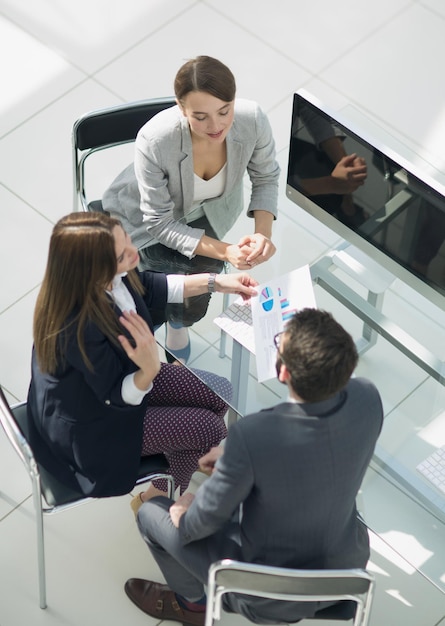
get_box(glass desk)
[155,248,445,595]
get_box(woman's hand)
[330,153,367,194]
[194,224,276,270]
[238,233,276,266]
[216,273,258,300]
[195,236,255,270]
[224,243,255,269]
[118,310,161,389]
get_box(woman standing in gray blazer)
[103,55,280,362]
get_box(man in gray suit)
[125,308,383,625]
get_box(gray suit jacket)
[102,99,280,256]
[180,377,382,570]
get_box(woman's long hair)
[33,212,143,374]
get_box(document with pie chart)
[214,264,317,383]
[251,264,316,382]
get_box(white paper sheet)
[251,264,316,381]
[214,265,317,382]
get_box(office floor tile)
[0,15,84,138]
[94,2,310,109]
[0,189,52,313]
[206,0,413,75]
[1,2,444,625]
[0,0,197,75]
[319,3,445,172]
[0,80,122,222]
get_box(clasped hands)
[330,153,367,194]
[226,233,276,270]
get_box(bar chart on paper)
[252,265,317,382]
[278,288,299,322]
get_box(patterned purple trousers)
[141,363,230,493]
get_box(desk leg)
[357,291,384,355]
[227,339,251,427]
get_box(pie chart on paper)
[259,286,274,312]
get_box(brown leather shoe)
[124,578,205,626]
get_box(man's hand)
[169,492,195,528]
[198,446,224,476]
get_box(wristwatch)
[208,273,217,293]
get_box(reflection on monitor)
[287,89,445,311]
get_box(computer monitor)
[286,89,445,312]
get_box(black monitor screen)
[287,90,445,311]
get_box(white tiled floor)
[1,1,445,624]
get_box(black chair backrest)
[11,398,171,505]
[10,400,30,439]
[9,401,87,506]
[75,97,176,151]
[311,600,356,620]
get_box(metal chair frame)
[72,96,176,213]
[0,387,174,609]
[206,559,375,626]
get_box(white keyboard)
[214,300,255,353]
[222,301,253,325]
[416,446,445,495]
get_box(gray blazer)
[102,99,280,256]
[180,377,383,571]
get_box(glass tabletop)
[153,252,445,594]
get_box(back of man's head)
[281,308,358,403]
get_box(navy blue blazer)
[27,270,168,497]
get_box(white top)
[193,163,227,203]
[107,272,185,405]
[176,164,228,226]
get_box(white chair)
[0,387,174,609]
[206,559,375,625]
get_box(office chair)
[72,96,176,212]
[0,387,174,610]
[206,559,375,626]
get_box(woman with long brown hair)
[27,211,257,510]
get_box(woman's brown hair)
[174,55,236,104]
[33,212,143,374]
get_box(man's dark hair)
[280,308,358,402]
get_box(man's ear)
[277,362,291,384]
